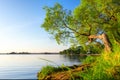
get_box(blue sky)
[0,0,80,53]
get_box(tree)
[86,42,104,54]
[41,0,120,53]
[59,46,86,54]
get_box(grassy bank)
[37,44,120,80]
[37,64,90,79]
[37,65,70,79]
[78,44,120,80]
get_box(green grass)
[37,65,70,79]
[38,65,56,79]
[77,43,120,80]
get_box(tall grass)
[79,43,120,80]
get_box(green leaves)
[41,0,120,49]
[41,3,76,45]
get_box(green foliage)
[83,56,97,64]
[60,46,86,54]
[39,65,56,77]
[38,65,70,79]
[38,65,60,79]
[41,0,120,50]
[38,65,54,79]
[60,42,104,54]
[76,43,120,80]
[74,0,120,45]
[41,3,75,44]
[85,42,104,54]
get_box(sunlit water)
[0,54,81,79]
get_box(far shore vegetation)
[38,0,120,80]
[0,52,58,55]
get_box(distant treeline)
[60,46,85,54]
[9,52,30,54]
[60,43,104,54]
[7,52,58,54]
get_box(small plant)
[40,65,55,75]
[37,65,70,79]
[38,65,57,79]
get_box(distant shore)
[0,53,100,56]
[0,52,59,55]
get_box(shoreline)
[37,63,91,80]
[0,53,100,56]
[0,53,59,55]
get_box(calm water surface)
[0,54,81,79]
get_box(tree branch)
[63,21,89,36]
[86,22,92,36]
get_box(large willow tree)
[41,0,120,53]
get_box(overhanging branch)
[63,21,89,36]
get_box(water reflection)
[0,54,82,79]
[61,54,87,63]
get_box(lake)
[0,54,83,79]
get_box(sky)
[0,0,80,53]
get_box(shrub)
[78,44,120,80]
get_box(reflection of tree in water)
[61,54,87,62]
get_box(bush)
[82,56,97,64]
[78,44,120,80]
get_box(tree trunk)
[88,33,112,53]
